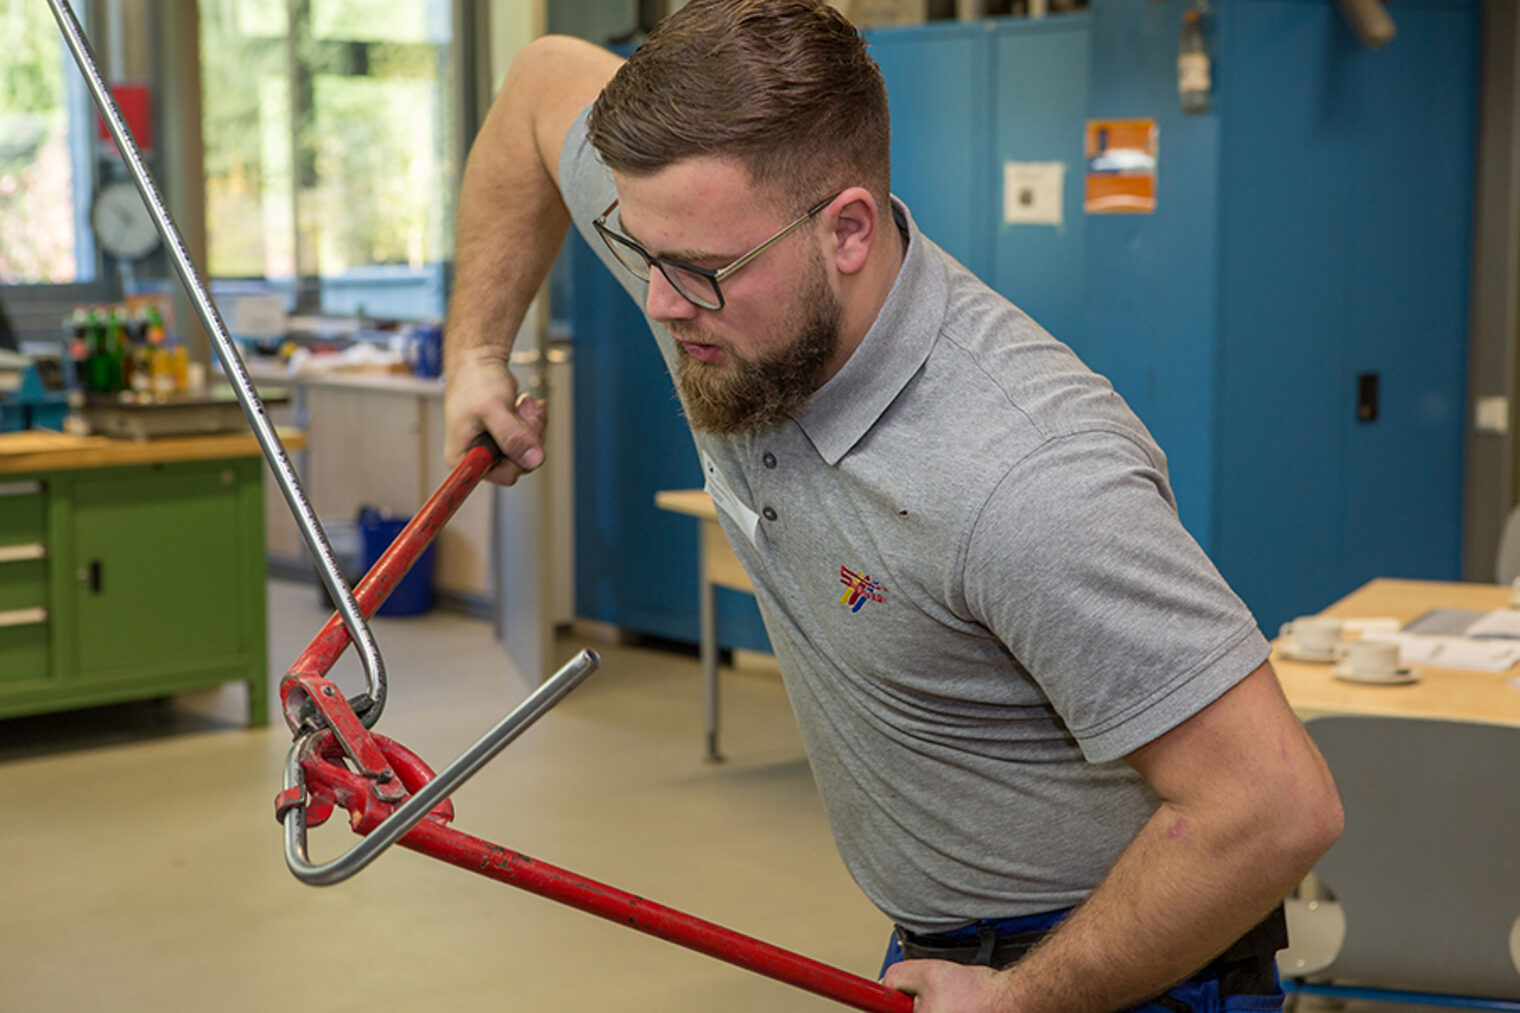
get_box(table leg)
[699,528,723,763]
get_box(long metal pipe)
[44,0,390,726]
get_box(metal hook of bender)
[283,649,599,885]
[45,0,389,727]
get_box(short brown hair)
[587,0,891,215]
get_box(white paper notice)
[1004,161,1065,226]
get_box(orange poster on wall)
[1084,118,1157,214]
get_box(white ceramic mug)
[1281,616,1343,655]
[1340,638,1401,677]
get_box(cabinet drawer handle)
[76,560,102,593]
[0,607,47,628]
[0,481,42,498]
[0,544,45,563]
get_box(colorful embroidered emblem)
[838,566,885,613]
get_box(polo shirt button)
[762,506,778,521]
[762,452,777,469]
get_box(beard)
[673,266,842,436]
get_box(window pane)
[200,0,459,319]
[200,0,293,281]
[311,0,451,45]
[0,1,90,285]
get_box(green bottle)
[103,310,125,393]
[86,308,107,393]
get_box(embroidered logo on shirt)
[838,566,886,613]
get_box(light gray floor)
[0,578,888,1012]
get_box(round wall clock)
[90,179,160,261]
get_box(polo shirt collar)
[793,198,946,466]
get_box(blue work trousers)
[881,909,1284,1013]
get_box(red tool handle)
[403,820,916,1012]
[284,434,500,686]
[302,733,915,1013]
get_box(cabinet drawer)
[0,481,45,545]
[0,557,47,612]
[0,616,48,684]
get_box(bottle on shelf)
[85,307,109,394]
[102,309,127,394]
[66,307,91,390]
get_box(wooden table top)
[654,488,717,520]
[0,427,306,475]
[1273,578,1520,726]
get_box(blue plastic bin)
[359,511,436,616]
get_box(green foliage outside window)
[0,0,81,284]
[200,0,458,302]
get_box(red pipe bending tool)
[271,435,912,1013]
[47,1,913,1006]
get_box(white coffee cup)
[1340,638,1402,677]
[1281,616,1343,655]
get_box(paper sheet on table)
[1462,609,1520,639]
[1363,633,1520,672]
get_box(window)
[0,1,96,285]
[199,0,466,320]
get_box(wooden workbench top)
[0,428,306,475]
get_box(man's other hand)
[882,958,1019,1013]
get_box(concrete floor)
[0,578,888,1012]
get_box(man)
[442,3,1343,1010]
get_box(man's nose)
[645,266,700,323]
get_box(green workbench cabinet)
[0,457,268,725]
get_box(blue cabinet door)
[990,17,1090,361]
[866,22,992,281]
[1212,0,1477,631]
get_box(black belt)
[896,904,1287,997]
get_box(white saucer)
[1280,645,1339,664]
[1331,663,1419,686]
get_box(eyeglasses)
[592,191,841,311]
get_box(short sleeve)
[962,429,1269,763]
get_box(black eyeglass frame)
[591,191,843,311]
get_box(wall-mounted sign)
[95,82,154,159]
[1003,161,1065,227]
[1084,118,1157,214]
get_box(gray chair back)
[1305,715,1520,999]
[1498,504,1520,585]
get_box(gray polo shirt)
[561,109,1269,933]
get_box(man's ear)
[828,187,878,277]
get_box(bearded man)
[442,3,1342,1011]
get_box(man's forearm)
[441,37,621,476]
[992,669,1342,1013]
[444,43,575,372]
[993,798,1314,1013]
